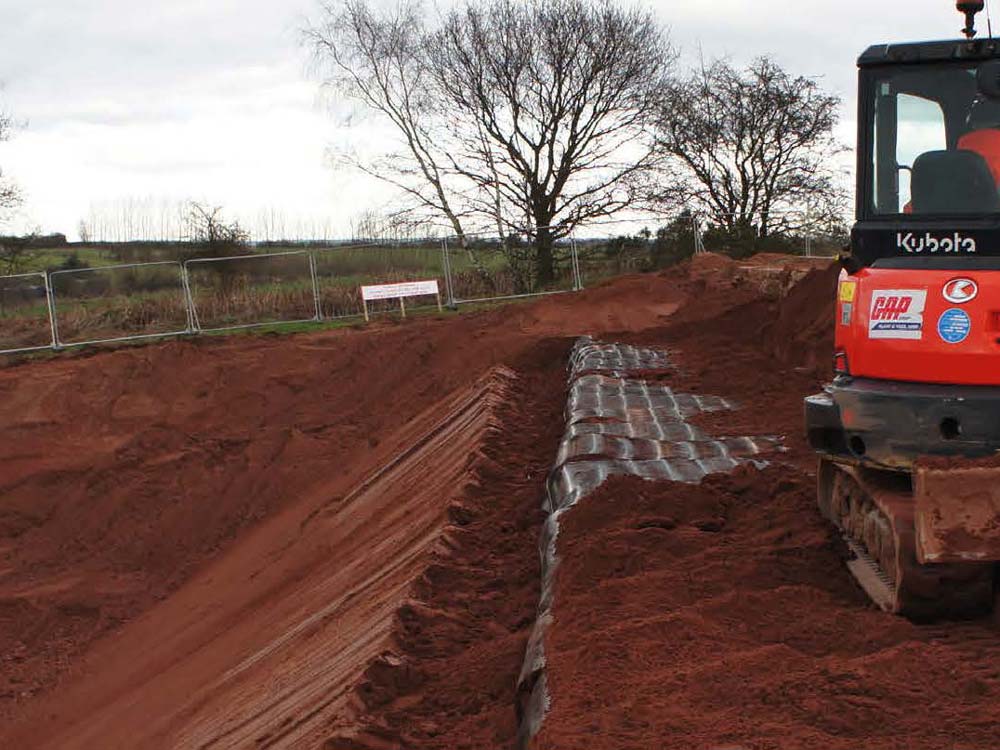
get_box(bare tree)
[430,0,671,283]
[308,0,672,286]
[654,57,846,239]
[184,202,250,256]
[306,0,469,241]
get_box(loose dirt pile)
[765,262,840,377]
[534,467,1000,750]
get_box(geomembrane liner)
[516,337,781,746]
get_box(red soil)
[534,467,1000,750]
[529,257,1000,750]
[5,251,993,750]
[6,365,525,749]
[0,271,686,747]
[765,262,840,378]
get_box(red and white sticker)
[868,290,927,340]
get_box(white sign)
[868,289,927,340]
[361,279,440,301]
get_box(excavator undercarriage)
[818,460,996,620]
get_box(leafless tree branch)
[653,56,848,239]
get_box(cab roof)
[860,38,1000,66]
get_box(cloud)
[0,0,991,237]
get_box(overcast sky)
[0,0,989,239]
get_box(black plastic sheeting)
[515,337,781,746]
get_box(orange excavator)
[806,1,1000,619]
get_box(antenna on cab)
[959,0,987,38]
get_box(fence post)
[691,214,706,255]
[570,235,584,291]
[176,262,194,334]
[441,236,457,308]
[182,261,201,333]
[308,252,323,321]
[43,271,61,350]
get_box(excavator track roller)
[818,459,995,621]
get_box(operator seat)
[911,148,1000,213]
[959,127,1000,184]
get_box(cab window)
[896,94,947,212]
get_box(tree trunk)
[534,224,555,288]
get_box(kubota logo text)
[871,296,913,321]
[896,232,976,254]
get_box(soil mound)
[2,366,524,749]
[765,262,840,376]
[534,466,1000,750]
[687,252,738,284]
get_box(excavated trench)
[517,338,783,745]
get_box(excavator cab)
[805,3,1000,619]
[855,42,1000,260]
[873,65,1000,216]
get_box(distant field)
[16,246,120,273]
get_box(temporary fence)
[440,231,583,307]
[48,261,192,348]
[690,211,839,258]
[185,251,320,333]
[0,235,570,355]
[0,272,56,355]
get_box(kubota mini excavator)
[806,0,1000,619]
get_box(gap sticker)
[938,308,972,344]
[869,290,927,340]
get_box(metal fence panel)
[312,242,448,320]
[443,234,581,306]
[185,251,319,332]
[49,262,191,348]
[691,211,839,258]
[0,272,55,354]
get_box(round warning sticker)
[937,308,972,344]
